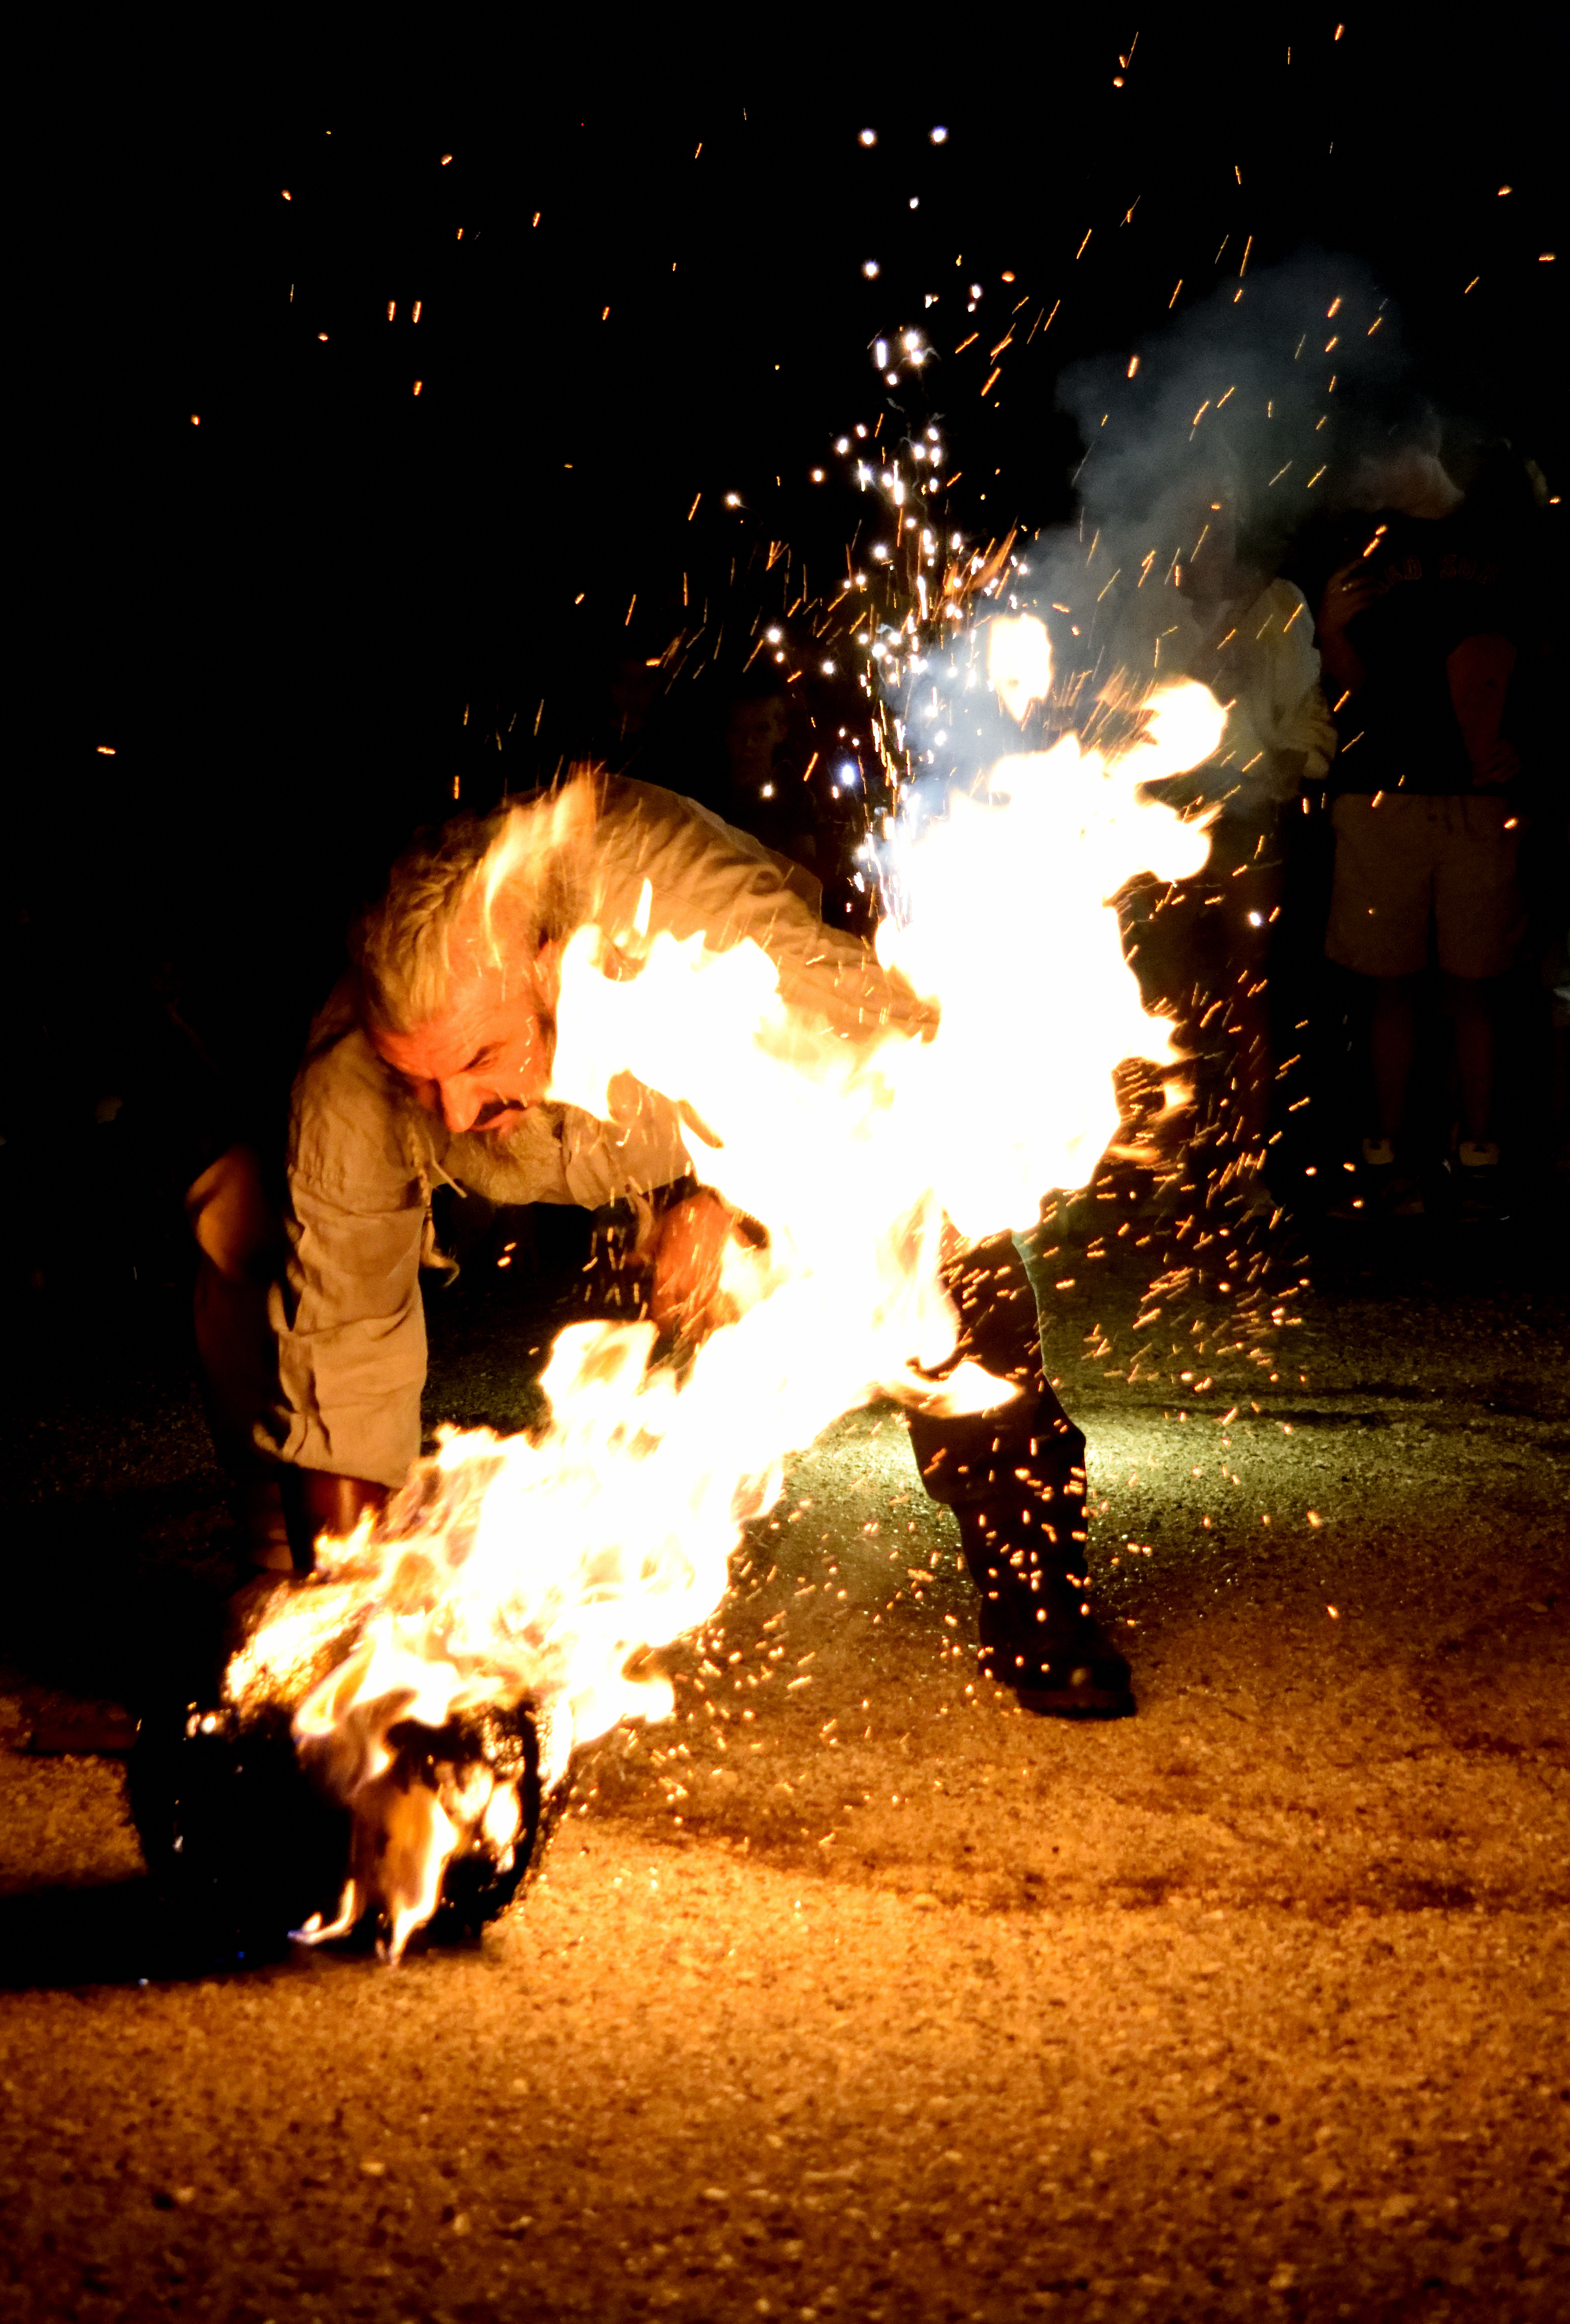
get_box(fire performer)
[192,772,1135,1718]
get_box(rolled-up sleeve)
[262,1011,429,1489]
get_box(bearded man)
[189,771,1134,1719]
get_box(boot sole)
[1014,1684,1136,1720]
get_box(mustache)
[470,1098,525,1131]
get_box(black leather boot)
[906,1232,1134,1719]
[956,1505,1134,1716]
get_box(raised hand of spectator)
[1316,558,1385,696]
[1318,557,1385,636]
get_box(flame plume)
[229,616,1221,1956]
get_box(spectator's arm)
[1269,747,1309,798]
[1446,632,1520,786]
[1272,593,1338,785]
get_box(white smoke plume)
[1015,251,1418,720]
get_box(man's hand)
[646,1189,742,1345]
[1467,738,1521,788]
[1317,556,1385,635]
[1315,558,1383,697]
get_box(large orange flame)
[231,616,1221,1956]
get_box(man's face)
[725,697,789,790]
[371,939,561,1137]
[1174,501,1240,602]
[1347,445,1448,515]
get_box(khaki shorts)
[1325,791,1523,980]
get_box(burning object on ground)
[129,1556,568,1962]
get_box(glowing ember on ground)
[229,614,1221,1957]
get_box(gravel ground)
[2,1200,1567,2322]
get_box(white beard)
[439,1103,576,1207]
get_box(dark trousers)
[905,1233,1091,1689]
[584,1205,1091,1689]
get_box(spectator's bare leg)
[1443,974,1494,1147]
[1371,974,1421,1142]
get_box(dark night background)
[12,13,1566,1299]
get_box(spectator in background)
[1316,415,1525,1216]
[590,650,670,774]
[701,667,878,934]
[1106,485,1335,1187]
[719,678,820,878]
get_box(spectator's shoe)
[1453,1140,1506,1223]
[984,1617,1136,1719]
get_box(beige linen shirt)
[264,778,921,1487]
